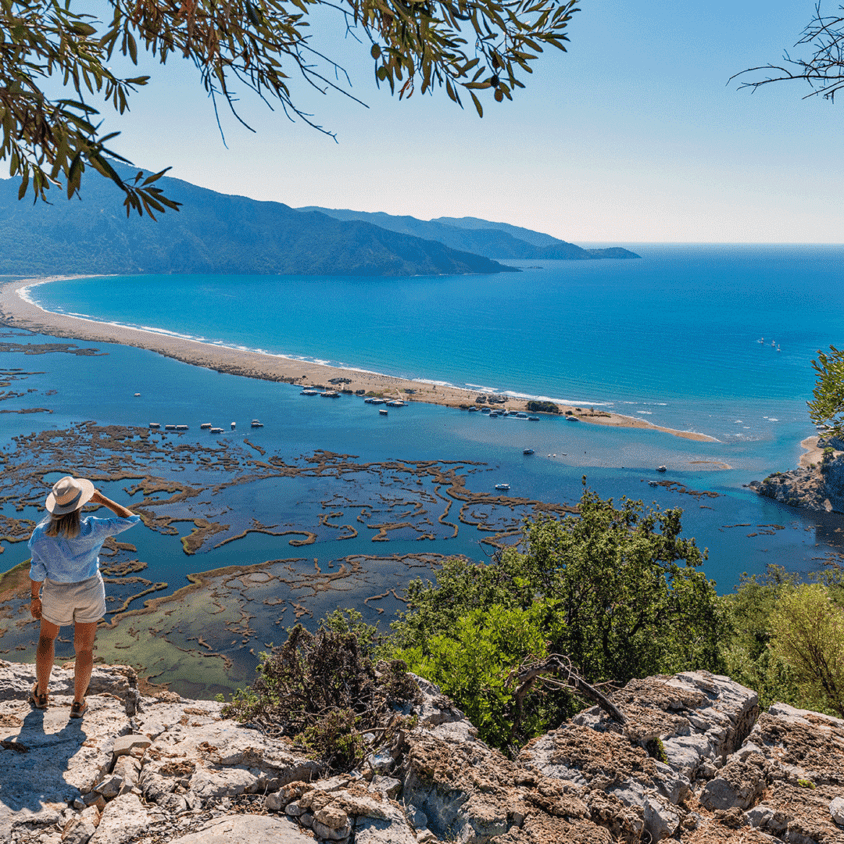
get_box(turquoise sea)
[2,244,843,693]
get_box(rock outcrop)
[2,660,844,843]
[750,436,844,513]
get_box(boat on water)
[656,465,667,473]
[210,427,223,434]
[494,483,511,491]
[386,400,405,407]
[320,391,339,398]
[175,424,189,431]
[523,448,535,455]
[149,422,160,429]
[379,408,388,416]
[230,422,236,430]
[528,416,539,422]
[300,389,319,396]
[164,424,177,431]
[566,415,579,422]
[251,419,264,428]
[134,393,141,397]
[200,423,211,430]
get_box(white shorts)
[41,575,106,626]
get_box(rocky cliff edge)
[750,435,844,514]
[0,661,842,844]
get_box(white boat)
[134,392,141,397]
[149,422,160,429]
[379,408,388,416]
[320,391,339,398]
[386,400,405,407]
[495,483,510,491]
[175,424,189,431]
[251,419,264,428]
[300,389,319,396]
[164,424,176,430]
[230,422,236,430]
[210,427,223,434]
[656,465,667,473]
[200,423,211,429]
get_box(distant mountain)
[0,170,516,277]
[298,208,640,261]
[431,216,563,248]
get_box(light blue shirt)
[29,514,140,583]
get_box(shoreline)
[0,277,718,442]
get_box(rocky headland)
[2,661,843,844]
[750,436,844,514]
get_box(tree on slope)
[808,345,844,439]
[0,0,578,216]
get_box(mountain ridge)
[297,206,641,261]
[0,170,517,277]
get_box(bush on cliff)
[770,582,844,718]
[391,600,567,751]
[223,623,417,771]
[722,563,844,716]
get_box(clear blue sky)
[87,2,844,242]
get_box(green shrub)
[388,487,724,752]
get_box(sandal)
[69,700,87,719]
[29,683,48,710]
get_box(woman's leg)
[36,618,60,696]
[72,621,98,703]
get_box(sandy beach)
[0,277,717,442]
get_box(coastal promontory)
[750,435,844,513]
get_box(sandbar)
[0,277,717,442]
[800,435,822,468]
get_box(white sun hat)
[45,476,95,515]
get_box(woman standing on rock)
[28,476,140,718]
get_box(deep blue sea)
[9,244,844,595]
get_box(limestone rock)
[168,814,313,843]
[112,734,151,757]
[88,793,148,844]
[9,661,844,844]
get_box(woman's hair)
[44,509,81,539]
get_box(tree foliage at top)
[0,0,579,215]
[735,3,844,102]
